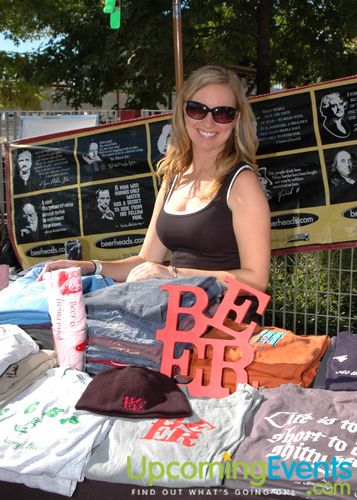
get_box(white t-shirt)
[0,367,113,496]
[0,325,39,375]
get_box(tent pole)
[172,0,184,96]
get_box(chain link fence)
[265,248,356,335]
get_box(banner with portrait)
[6,115,172,268]
[5,76,357,269]
[250,76,357,252]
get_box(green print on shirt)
[11,402,80,434]
[0,401,80,452]
[3,437,38,450]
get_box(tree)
[184,0,357,94]
[256,0,273,94]
[0,0,356,108]
[271,0,357,89]
[0,52,43,109]
[21,0,176,109]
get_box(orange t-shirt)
[189,320,330,392]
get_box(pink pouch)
[46,267,87,370]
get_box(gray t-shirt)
[85,383,263,487]
[224,384,357,499]
[326,331,357,391]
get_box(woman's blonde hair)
[157,65,259,196]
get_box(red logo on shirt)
[141,418,216,447]
[123,396,146,411]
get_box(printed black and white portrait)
[319,92,350,139]
[81,184,117,235]
[149,119,172,166]
[157,124,172,155]
[19,203,40,242]
[331,150,356,186]
[96,188,115,221]
[82,141,105,172]
[325,147,357,205]
[13,149,40,194]
[79,126,149,183]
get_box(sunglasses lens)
[212,107,237,124]
[186,101,237,124]
[186,101,207,120]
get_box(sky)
[0,34,44,53]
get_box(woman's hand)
[36,260,94,281]
[126,262,172,282]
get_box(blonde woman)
[40,65,271,295]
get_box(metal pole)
[172,0,184,95]
[0,142,4,241]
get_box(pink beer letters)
[156,276,270,398]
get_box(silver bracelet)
[169,264,181,278]
[90,259,103,275]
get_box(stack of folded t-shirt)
[0,324,57,408]
[0,324,40,374]
[324,331,357,390]
[0,349,57,408]
[84,276,223,374]
[190,322,330,390]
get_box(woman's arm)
[228,169,271,291]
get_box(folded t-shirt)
[190,322,330,390]
[0,325,39,376]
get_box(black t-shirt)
[156,163,252,270]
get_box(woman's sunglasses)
[185,100,238,124]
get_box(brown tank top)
[156,163,252,270]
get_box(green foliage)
[20,0,176,109]
[264,248,357,335]
[0,0,356,107]
[271,0,357,87]
[0,53,43,109]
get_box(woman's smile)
[197,128,218,139]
